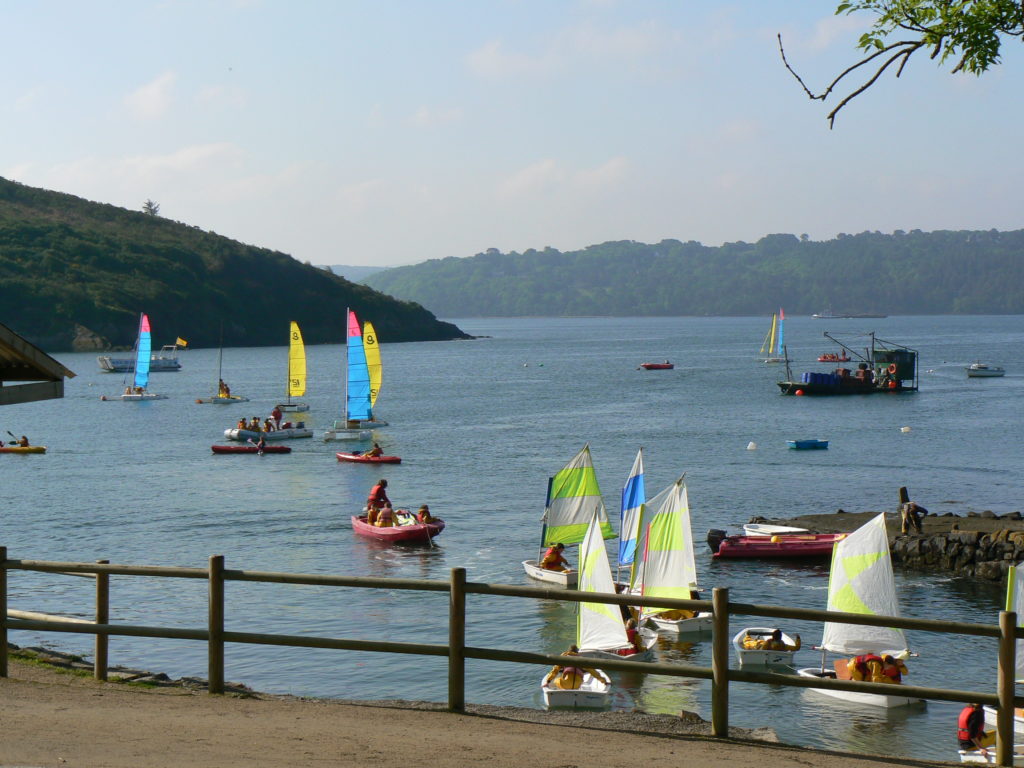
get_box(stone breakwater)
[891,526,1024,583]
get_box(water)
[3,314,1023,761]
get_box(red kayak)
[639,362,674,370]
[211,444,291,454]
[350,514,444,542]
[336,452,402,464]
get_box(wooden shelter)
[0,323,75,405]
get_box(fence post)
[208,554,225,694]
[0,546,7,678]
[449,567,466,712]
[94,559,109,681]
[997,610,1016,767]
[711,586,729,737]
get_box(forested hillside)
[365,231,1024,317]
[0,177,469,351]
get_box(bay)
[3,314,1023,761]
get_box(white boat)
[576,510,653,663]
[322,421,372,442]
[276,321,309,412]
[112,314,168,401]
[324,309,389,438]
[98,344,181,372]
[540,668,611,709]
[523,445,614,588]
[984,562,1024,735]
[796,513,925,708]
[197,329,249,404]
[967,363,1006,378]
[759,309,786,363]
[742,523,811,537]
[733,626,800,666]
[224,426,313,442]
[959,748,1024,764]
[630,475,712,636]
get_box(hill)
[322,264,388,282]
[0,177,470,351]
[363,232,1024,317]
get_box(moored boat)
[97,344,182,372]
[211,444,291,454]
[638,361,673,370]
[818,352,850,362]
[967,362,1006,378]
[350,514,444,543]
[787,439,829,450]
[540,668,611,709]
[733,626,801,666]
[0,445,46,454]
[336,451,401,464]
[779,332,917,395]
[707,530,845,559]
[742,523,811,537]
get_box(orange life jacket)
[958,705,982,743]
[852,653,883,677]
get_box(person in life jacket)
[540,543,571,572]
[614,618,645,656]
[743,628,801,652]
[958,702,995,752]
[367,479,390,511]
[543,645,608,689]
[877,654,908,683]
[416,505,436,524]
[375,504,395,527]
[847,653,884,681]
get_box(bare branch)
[826,46,921,128]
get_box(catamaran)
[522,445,614,588]
[113,313,167,401]
[324,309,387,440]
[197,326,249,404]
[760,309,786,364]
[796,513,924,708]
[276,321,309,412]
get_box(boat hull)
[541,672,611,709]
[197,395,250,404]
[645,612,713,636]
[709,531,845,559]
[117,393,168,401]
[211,445,291,454]
[983,705,1024,735]
[350,515,444,542]
[967,365,1005,378]
[639,363,673,370]
[787,439,829,450]
[778,380,904,395]
[97,350,181,372]
[577,644,654,663]
[522,559,577,588]
[224,427,313,442]
[276,402,310,412]
[796,668,925,708]
[0,445,46,454]
[336,452,402,464]
[733,627,798,666]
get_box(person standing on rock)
[901,500,926,534]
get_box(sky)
[4,1,1023,268]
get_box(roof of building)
[0,323,76,405]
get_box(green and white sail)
[631,476,698,620]
[820,513,908,655]
[541,445,614,546]
[577,511,629,652]
[1006,563,1024,680]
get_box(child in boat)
[367,479,390,511]
[366,443,384,458]
[540,543,571,572]
[375,504,395,527]
[416,505,436,523]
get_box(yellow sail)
[288,321,306,398]
[759,313,777,355]
[363,321,382,407]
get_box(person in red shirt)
[367,479,390,511]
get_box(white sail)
[632,476,697,619]
[578,511,629,652]
[541,445,614,546]
[820,513,908,655]
[1008,564,1024,681]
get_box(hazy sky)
[5,1,1022,267]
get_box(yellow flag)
[176,337,188,347]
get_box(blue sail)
[133,313,152,390]
[618,448,645,566]
[345,309,372,421]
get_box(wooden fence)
[2,547,1022,766]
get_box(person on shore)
[540,543,571,572]
[367,479,390,511]
[958,702,994,754]
[901,501,926,534]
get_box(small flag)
[176,337,188,347]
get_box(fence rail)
[2,547,1021,766]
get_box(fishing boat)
[638,361,674,370]
[576,511,653,662]
[742,523,811,537]
[211,444,291,454]
[732,627,801,667]
[707,530,845,559]
[0,445,46,454]
[336,451,401,464]
[760,309,786,363]
[196,328,249,404]
[983,562,1024,736]
[540,666,611,709]
[522,445,614,588]
[787,439,829,450]
[631,476,712,636]
[350,512,444,543]
[967,363,1006,378]
[110,314,168,401]
[224,423,313,442]
[324,310,388,439]
[276,321,309,412]
[779,332,918,395]
[97,344,182,372]
[796,513,925,708]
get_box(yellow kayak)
[0,445,46,454]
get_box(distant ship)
[812,310,887,319]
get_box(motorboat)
[350,513,444,543]
[742,523,811,537]
[707,529,845,559]
[967,363,1005,378]
[638,361,674,370]
[787,439,829,450]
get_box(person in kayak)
[366,443,384,458]
[540,543,571,572]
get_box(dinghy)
[196,326,249,404]
[733,626,800,666]
[350,512,444,543]
[540,666,611,709]
[224,424,313,441]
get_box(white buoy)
[747,441,757,450]
[900,426,911,433]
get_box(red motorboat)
[336,452,402,464]
[350,514,444,542]
[639,362,674,370]
[707,530,846,559]
[211,444,291,454]
[817,352,850,363]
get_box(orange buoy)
[795,389,805,396]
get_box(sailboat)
[323,309,387,440]
[796,513,924,707]
[276,321,309,412]
[116,313,167,401]
[631,476,712,636]
[616,449,645,580]
[197,326,249,404]
[576,510,653,662]
[522,445,615,588]
[983,562,1024,736]
[760,309,786,363]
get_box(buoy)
[195,398,202,404]
[900,426,911,433]
[746,441,757,450]
[795,389,805,396]
[99,395,107,401]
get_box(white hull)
[983,705,1024,735]
[796,668,925,708]
[197,395,250,404]
[118,393,168,401]
[224,427,313,442]
[733,627,798,666]
[959,749,1024,764]
[577,645,654,663]
[645,612,712,636]
[522,559,577,588]
[323,428,372,441]
[540,672,610,709]
[277,402,309,412]
[743,524,810,537]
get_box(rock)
[981,510,997,518]
[71,324,110,352]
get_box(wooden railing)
[2,547,1022,766]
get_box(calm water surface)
[3,314,1023,761]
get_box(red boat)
[639,362,674,370]
[350,514,444,542]
[211,444,291,454]
[817,352,850,362]
[336,452,402,464]
[707,530,846,559]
